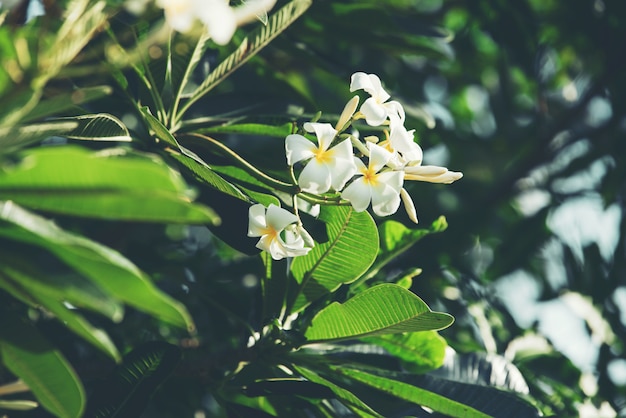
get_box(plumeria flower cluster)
[127,0,276,45]
[249,72,462,260]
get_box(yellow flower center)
[314,147,334,163]
[362,166,378,185]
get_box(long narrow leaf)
[55,113,132,141]
[0,313,85,418]
[293,366,382,418]
[175,0,312,124]
[333,367,491,418]
[0,201,195,332]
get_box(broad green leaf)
[332,367,491,418]
[0,120,78,155]
[304,284,453,342]
[293,366,382,418]
[290,206,378,312]
[86,341,181,418]
[0,313,85,418]
[175,0,312,123]
[361,331,447,374]
[0,146,219,224]
[22,86,113,123]
[55,113,132,141]
[0,201,195,332]
[198,122,295,138]
[365,216,448,279]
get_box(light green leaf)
[293,366,382,418]
[290,206,378,312]
[0,146,219,224]
[175,0,312,124]
[198,122,295,138]
[304,284,453,342]
[141,106,181,149]
[332,367,491,418]
[362,331,447,374]
[0,313,85,418]
[0,201,195,332]
[0,120,78,155]
[22,86,113,123]
[55,113,132,141]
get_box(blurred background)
[209,0,625,415]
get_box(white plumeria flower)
[157,0,198,33]
[285,122,357,194]
[248,204,312,260]
[350,72,405,126]
[341,143,404,217]
[388,115,423,164]
[158,0,276,45]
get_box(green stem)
[182,133,298,193]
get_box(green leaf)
[0,146,219,224]
[361,331,447,374]
[167,149,250,202]
[332,367,491,418]
[293,366,382,418]
[198,122,295,138]
[365,216,447,279]
[0,255,124,322]
[0,313,85,418]
[0,120,78,155]
[86,341,181,418]
[289,206,378,312]
[141,106,181,149]
[0,201,196,332]
[22,86,113,123]
[55,113,132,141]
[304,284,453,342]
[175,0,312,123]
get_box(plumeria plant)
[0,0,541,417]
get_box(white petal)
[328,156,357,191]
[368,143,393,172]
[404,165,448,175]
[360,97,388,126]
[298,160,332,193]
[370,172,403,216]
[384,100,405,122]
[350,72,390,102]
[199,1,237,45]
[248,204,267,236]
[266,204,298,231]
[400,188,418,224]
[285,134,316,166]
[304,122,337,151]
[341,179,372,212]
[233,0,276,25]
[336,96,360,130]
